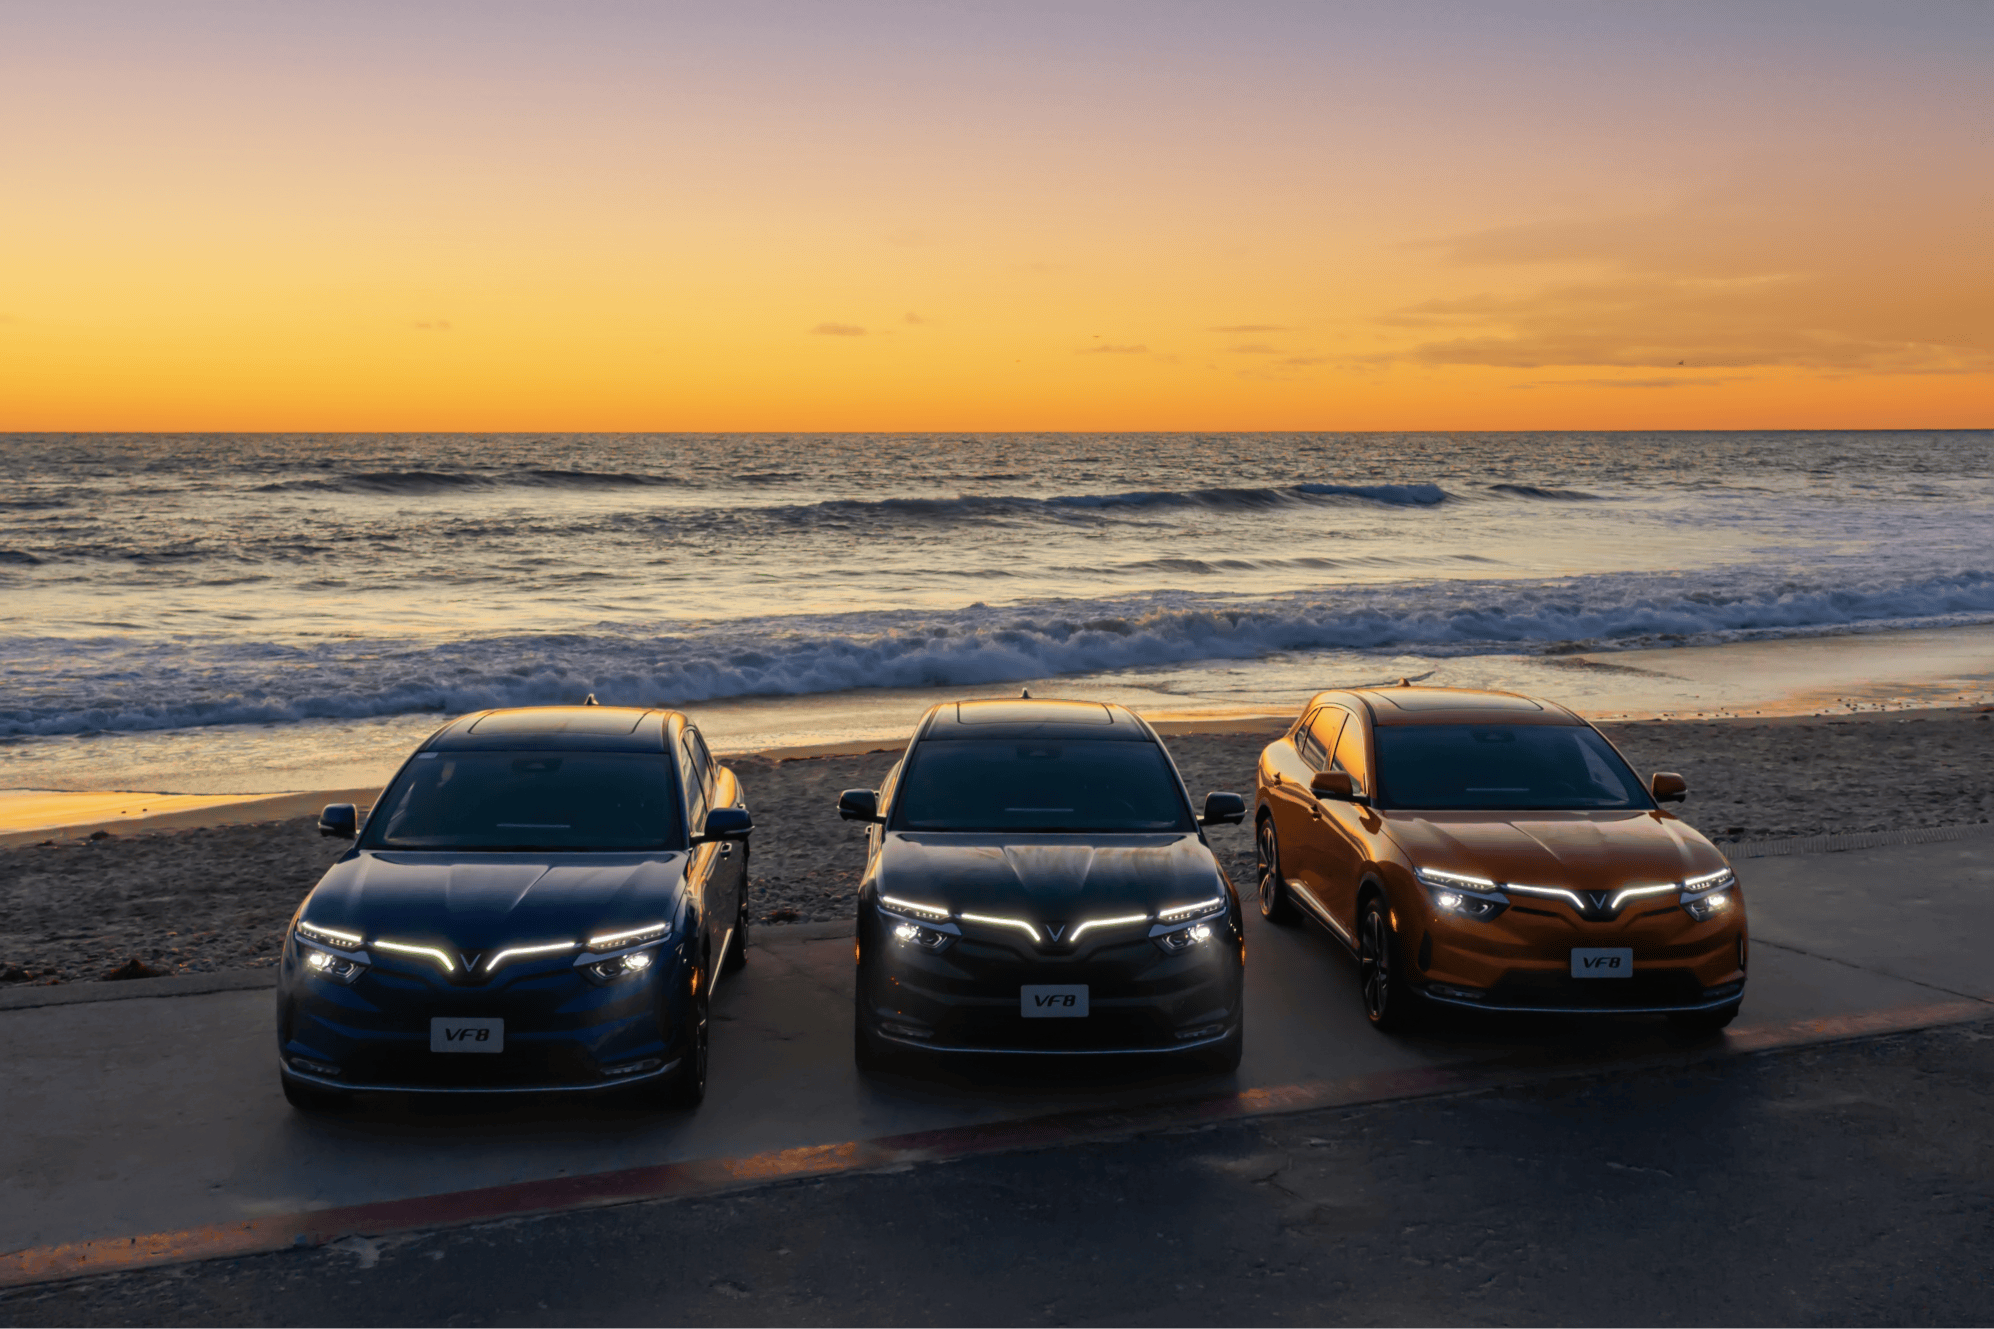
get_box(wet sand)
[1,710,1989,985]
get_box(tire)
[1669,1001,1741,1035]
[645,967,709,1109]
[1256,816,1300,926]
[281,1072,348,1113]
[1358,894,1418,1032]
[1190,1022,1244,1075]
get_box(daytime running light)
[484,940,580,972]
[1413,867,1499,891]
[587,922,671,951]
[1501,882,1590,910]
[1157,897,1226,923]
[958,912,1042,943]
[373,939,455,972]
[296,920,364,949]
[1068,913,1149,941]
[879,895,950,921]
[1607,882,1680,910]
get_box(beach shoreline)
[1,707,1989,988]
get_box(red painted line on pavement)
[3,997,1985,1290]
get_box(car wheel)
[1669,1001,1741,1035]
[1189,1022,1243,1075]
[281,1072,348,1114]
[1256,816,1299,926]
[648,969,709,1108]
[1358,895,1418,1032]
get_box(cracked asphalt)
[6,1019,1990,1326]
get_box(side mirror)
[838,788,880,823]
[1201,791,1247,827]
[1310,769,1356,801]
[1651,772,1688,804]
[694,806,753,843]
[318,803,357,839]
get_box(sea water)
[4,431,1992,791]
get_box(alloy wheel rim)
[1257,823,1278,909]
[1361,909,1388,1019]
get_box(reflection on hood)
[875,833,1224,914]
[1382,811,1724,889]
[301,851,688,949]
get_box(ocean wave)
[1489,483,1603,501]
[9,566,1994,736]
[764,481,1452,525]
[254,468,679,495]
[245,472,1453,514]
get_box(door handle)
[1309,804,1322,820]
[718,842,734,857]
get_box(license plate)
[1571,948,1633,978]
[1020,985,1089,1018]
[431,1017,504,1052]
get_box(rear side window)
[1293,709,1325,767]
[680,730,710,828]
[1330,717,1369,794]
[1301,708,1346,772]
[892,739,1194,833]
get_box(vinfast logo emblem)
[459,952,483,972]
[1044,923,1066,941]
[1585,892,1610,912]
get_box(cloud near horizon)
[810,323,868,337]
[1382,175,1994,374]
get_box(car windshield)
[1374,724,1651,811]
[893,738,1194,833]
[365,751,683,850]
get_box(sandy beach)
[1,709,1988,986]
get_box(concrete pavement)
[2,833,1989,1283]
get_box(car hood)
[1381,811,1726,890]
[300,850,689,949]
[873,833,1227,919]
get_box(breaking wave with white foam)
[9,564,1994,737]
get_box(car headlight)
[881,904,960,952]
[1683,889,1735,921]
[302,947,368,984]
[1148,895,1227,953]
[575,918,677,982]
[1413,867,1508,921]
[1681,869,1737,920]
[294,919,370,983]
[583,948,656,982]
[1152,921,1216,953]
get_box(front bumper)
[858,914,1243,1055]
[276,937,688,1093]
[1410,887,1748,1016]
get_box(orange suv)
[1254,685,1746,1032]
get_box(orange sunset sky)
[3,1,1990,432]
